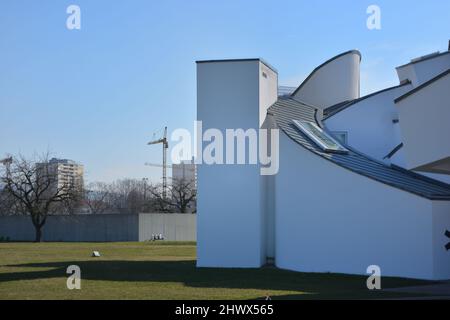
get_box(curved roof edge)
[323,80,412,120]
[396,51,450,70]
[291,50,362,97]
[394,69,450,103]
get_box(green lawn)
[0,242,434,300]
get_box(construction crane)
[147,127,169,198]
[144,162,196,173]
[144,162,197,191]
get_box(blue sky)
[1,0,449,183]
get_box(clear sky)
[1,0,449,183]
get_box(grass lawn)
[0,242,434,300]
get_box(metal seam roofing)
[268,97,450,200]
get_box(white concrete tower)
[196,59,278,267]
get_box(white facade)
[275,131,448,280]
[432,201,450,279]
[196,46,450,280]
[396,51,450,87]
[324,48,450,181]
[395,71,450,174]
[196,59,277,268]
[325,84,412,163]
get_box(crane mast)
[147,127,169,199]
[162,127,168,199]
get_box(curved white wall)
[397,52,450,87]
[432,201,450,280]
[274,132,450,280]
[292,51,361,109]
[325,84,412,163]
[395,72,450,174]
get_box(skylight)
[292,120,348,154]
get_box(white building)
[172,159,196,186]
[37,158,84,193]
[196,42,450,280]
[172,159,197,213]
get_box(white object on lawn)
[92,251,101,257]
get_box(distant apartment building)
[172,159,196,187]
[172,159,197,213]
[37,158,84,193]
[0,157,12,190]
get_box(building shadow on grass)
[1,260,436,299]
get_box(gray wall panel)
[0,213,196,242]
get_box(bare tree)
[83,179,154,214]
[84,182,112,214]
[108,179,150,214]
[150,178,196,213]
[59,187,84,215]
[0,154,81,242]
[0,188,20,215]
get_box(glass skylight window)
[292,120,348,154]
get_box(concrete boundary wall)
[138,213,196,241]
[0,213,196,242]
